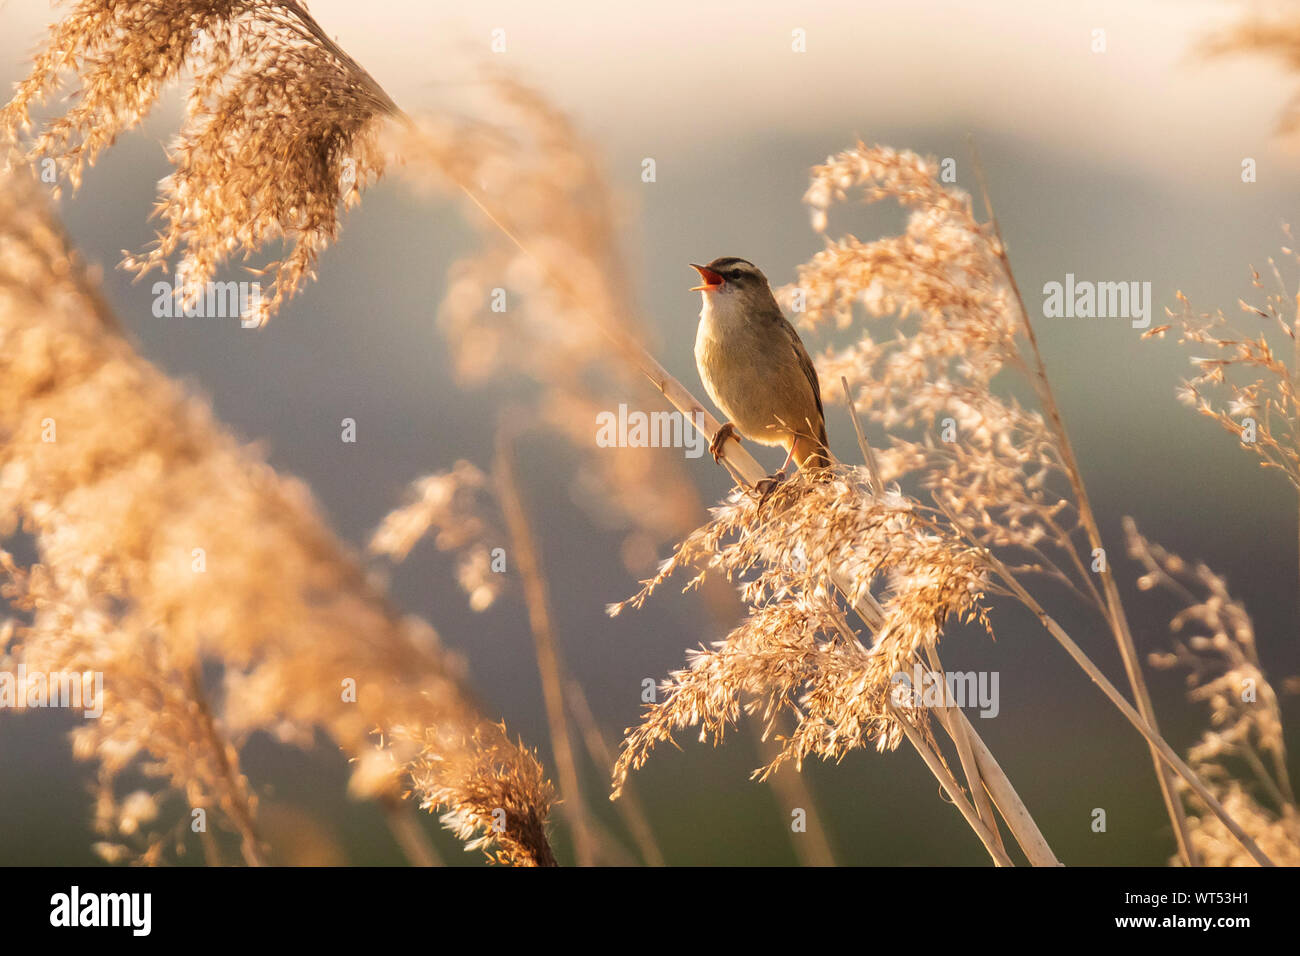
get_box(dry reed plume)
[1155,246,1300,621]
[2,0,398,327]
[1126,520,1299,865]
[1132,235,1300,865]
[609,472,992,795]
[1156,246,1300,490]
[369,460,508,614]
[607,144,1276,866]
[4,0,1294,867]
[0,168,554,865]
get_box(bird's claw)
[754,470,787,505]
[710,421,739,462]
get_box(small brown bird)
[691,257,829,482]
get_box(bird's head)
[690,257,781,323]
[690,257,772,299]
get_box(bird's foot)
[754,470,787,506]
[710,421,739,462]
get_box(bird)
[691,256,829,488]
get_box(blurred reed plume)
[1125,520,1299,865]
[414,75,709,569]
[369,460,508,614]
[0,168,554,865]
[1203,0,1300,136]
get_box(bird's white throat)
[697,288,749,338]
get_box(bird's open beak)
[690,263,724,292]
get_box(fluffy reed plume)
[609,470,992,796]
[1153,244,1300,629]
[2,0,397,327]
[1155,247,1300,489]
[0,169,553,865]
[1124,520,1300,866]
[396,722,556,867]
[369,460,507,613]
[792,147,1082,600]
[779,143,1207,863]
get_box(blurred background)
[2,0,1299,864]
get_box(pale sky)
[2,0,1293,186]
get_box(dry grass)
[609,471,992,794]
[369,460,508,614]
[0,167,554,866]
[1132,236,1300,866]
[1157,248,1300,489]
[1126,520,1299,865]
[605,144,1280,866]
[2,0,398,327]
[2,0,1296,867]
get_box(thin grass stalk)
[198,825,224,867]
[379,795,442,867]
[561,673,666,866]
[185,667,265,866]
[970,538,1276,865]
[967,139,1199,866]
[1294,293,1300,646]
[952,706,1060,866]
[840,376,883,493]
[889,703,1014,866]
[1239,746,1293,815]
[494,423,598,866]
[752,723,838,866]
[923,643,1007,856]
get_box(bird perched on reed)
[691,257,830,487]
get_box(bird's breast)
[694,303,791,446]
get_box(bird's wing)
[781,316,827,447]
